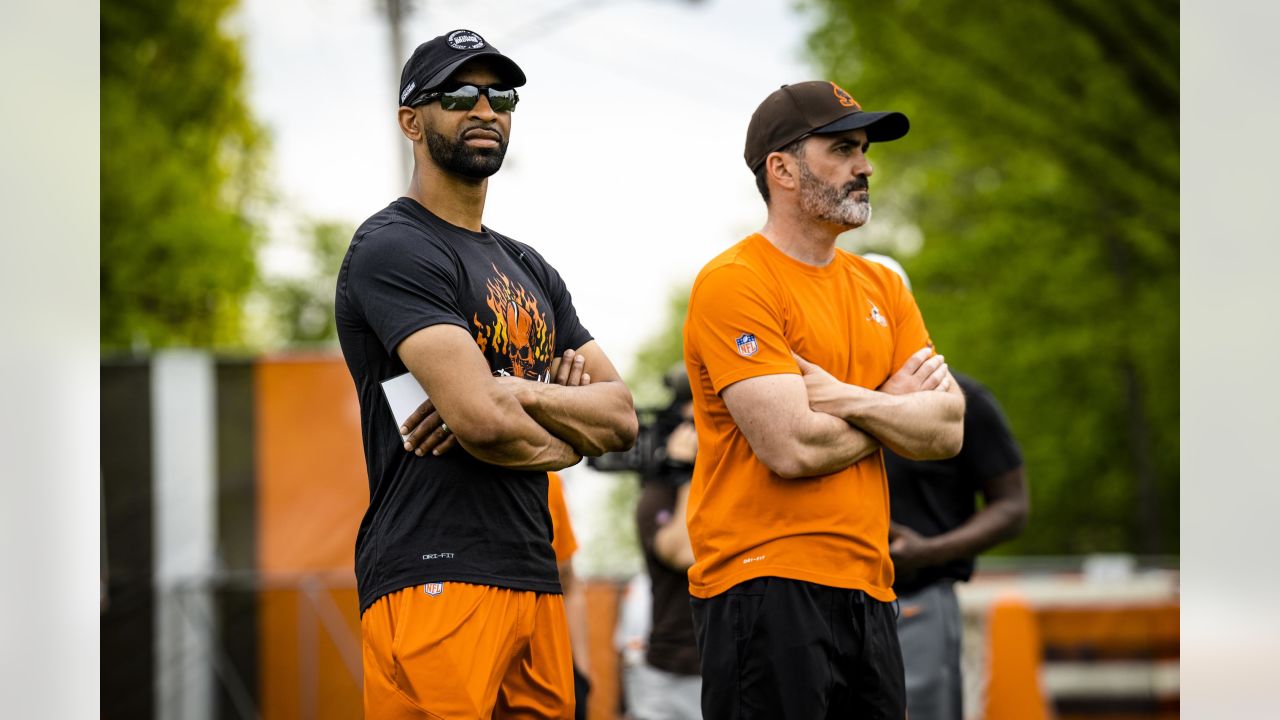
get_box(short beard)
[426,128,507,180]
[797,160,872,228]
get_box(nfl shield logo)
[424,582,444,596]
[736,333,759,356]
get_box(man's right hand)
[878,346,951,395]
[401,398,458,457]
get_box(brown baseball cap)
[744,81,909,171]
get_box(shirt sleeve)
[886,269,936,372]
[687,263,797,394]
[343,224,470,357]
[958,382,1024,483]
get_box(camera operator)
[627,367,702,719]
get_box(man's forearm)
[515,380,638,456]
[917,498,1028,565]
[776,410,881,479]
[820,384,964,460]
[451,391,583,471]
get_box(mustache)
[460,123,505,143]
[843,176,870,195]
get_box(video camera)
[587,364,693,482]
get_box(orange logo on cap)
[831,82,860,109]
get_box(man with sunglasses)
[335,29,637,719]
[682,82,966,718]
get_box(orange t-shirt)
[547,472,578,564]
[682,234,933,601]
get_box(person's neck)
[405,160,488,232]
[759,205,848,267]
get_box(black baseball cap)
[744,81,909,171]
[398,29,527,107]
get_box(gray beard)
[426,129,507,180]
[798,162,872,228]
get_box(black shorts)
[691,577,906,720]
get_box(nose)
[856,152,874,179]
[468,94,498,122]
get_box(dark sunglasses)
[409,84,519,112]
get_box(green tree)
[102,0,266,350]
[807,0,1179,554]
[261,220,353,347]
[629,287,691,408]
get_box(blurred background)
[100,0,1180,718]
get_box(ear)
[765,150,800,194]
[398,106,424,142]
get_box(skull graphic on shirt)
[472,265,553,379]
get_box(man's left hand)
[879,346,951,396]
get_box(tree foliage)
[628,287,692,409]
[261,221,353,348]
[805,0,1179,554]
[102,0,265,349]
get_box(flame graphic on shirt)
[472,265,553,378]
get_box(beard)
[426,126,508,180]
[797,161,872,228]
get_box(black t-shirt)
[634,474,700,676]
[335,197,593,614]
[884,373,1023,595]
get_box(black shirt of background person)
[635,472,701,676]
[884,373,1023,595]
[335,197,593,614]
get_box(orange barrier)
[1038,604,1179,661]
[984,595,1053,720]
[255,355,367,719]
[255,355,366,575]
[1036,601,1180,720]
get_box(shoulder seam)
[690,247,771,297]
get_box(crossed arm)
[396,325,637,467]
[794,348,966,461]
[722,347,965,479]
[722,374,882,479]
[501,342,638,457]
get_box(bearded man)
[334,29,636,719]
[681,81,966,719]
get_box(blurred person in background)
[626,365,702,720]
[334,28,636,719]
[614,573,653,719]
[864,254,1030,720]
[683,81,965,719]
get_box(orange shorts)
[361,582,574,719]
